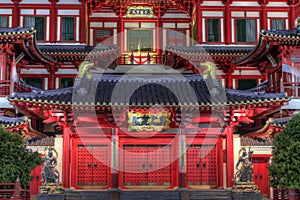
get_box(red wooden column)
[48,67,56,90]
[12,0,21,28]
[226,69,233,89]
[226,123,234,187]
[156,14,162,63]
[62,124,71,188]
[79,0,87,43]
[117,15,124,56]
[0,54,7,81]
[224,0,232,44]
[49,0,58,43]
[178,129,186,188]
[289,2,296,29]
[111,127,119,188]
[260,1,267,30]
[196,3,202,44]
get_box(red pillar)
[224,2,231,44]
[12,0,21,28]
[117,15,124,55]
[226,70,233,89]
[62,125,71,188]
[196,3,202,44]
[156,15,162,63]
[260,3,267,30]
[48,68,56,90]
[111,127,119,188]
[79,0,87,43]
[226,124,234,187]
[289,3,296,29]
[49,0,58,43]
[0,54,7,81]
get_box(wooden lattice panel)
[186,145,217,187]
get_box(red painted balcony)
[0,80,33,98]
[281,82,300,99]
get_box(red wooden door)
[76,145,109,188]
[122,145,172,187]
[30,165,42,195]
[252,157,270,198]
[186,145,217,188]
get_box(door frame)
[71,137,111,189]
[118,136,179,189]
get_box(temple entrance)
[76,145,109,189]
[186,145,217,189]
[252,157,270,198]
[122,145,172,188]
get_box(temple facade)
[0,0,300,199]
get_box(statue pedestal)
[37,194,65,200]
[232,182,262,200]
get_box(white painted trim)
[222,79,225,87]
[186,30,190,46]
[8,16,12,28]
[104,22,117,28]
[20,16,23,27]
[36,9,50,15]
[76,17,79,41]
[267,12,288,18]
[20,68,48,74]
[257,19,260,36]
[57,17,61,41]
[21,9,34,15]
[162,13,189,19]
[57,0,80,4]
[56,69,78,74]
[231,11,244,17]
[0,9,12,15]
[90,22,103,28]
[231,1,260,7]
[163,29,167,50]
[177,23,190,29]
[58,10,79,16]
[90,12,117,18]
[232,70,261,76]
[141,22,156,28]
[46,17,50,41]
[201,1,224,6]
[246,12,259,18]
[231,19,235,43]
[286,19,289,29]
[20,0,50,4]
[124,29,127,51]
[202,18,206,42]
[232,78,236,89]
[221,18,224,43]
[55,78,59,89]
[124,22,139,28]
[267,19,271,30]
[162,23,175,28]
[44,78,48,90]
[153,29,156,50]
[89,28,93,46]
[113,29,117,45]
[202,11,223,17]
[266,2,288,7]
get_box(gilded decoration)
[126,6,154,18]
[127,112,170,132]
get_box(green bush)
[0,126,42,187]
[269,113,300,189]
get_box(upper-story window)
[62,17,74,41]
[271,19,284,30]
[95,29,113,46]
[236,19,256,43]
[24,16,45,40]
[207,18,220,42]
[167,29,185,46]
[128,29,152,52]
[0,16,7,28]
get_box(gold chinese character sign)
[126,6,154,18]
[127,112,170,132]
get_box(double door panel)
[186,145,217,188]
[252,157,269,197]
[76,145,109,188]
[123,145,172,187]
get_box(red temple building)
[0,0,300,199]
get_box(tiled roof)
[0,27,34,38]
[261,26,300,39]
[25,136,55,146]
[9,74,290,108]
[241,137,273,146]
[269,116,292,128]
[0,116,28,128]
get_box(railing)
[273,188,300,200]
[0,80,12,97]
[118,53,165,65]
[281,82,300,98]
[0,179,30,200]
